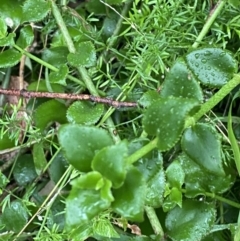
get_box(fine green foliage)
[0,0,240,241]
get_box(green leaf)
[13,154,38,186]
[161,59,203,102]
[66,188,111,228]
[49,152,68,184]
[22,0,51,23]
[177,153,235,197]
[136,149,165,208]
[58,124,113,172]
[71,171,103,189]
[166,200,216,241]
[0,134,15,150]
[112,167,145,221]
[32,142,47,175]
[185,48,237,87]
[1,0,23,27]
[138,90,161,108]
[0,32,15,46]
[0,171,9,190]
[166,160,185,189]
[102,17,117,39]
[163,187,182,212]
[67,41,96,67]
[181,123,225,176]
[92,141,128,188]
[49,65,68,86]
[42,47,69,68]
[33,100,67,132]
[0,18,7,38]
[67,101,104,125]
[16,25,34,49]
[229,0,240,8]
[143,97,198,151]
[93,219,120,238]
[2,200,29,232]
[68,222,93,240]
[0,49,22,68]
[228,91,240,175]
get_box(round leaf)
[13,154,38,186]
[181,123,225,176]
[143,97,199,151]
[136,149,165,208]
[22,0,51,23]
[67,41,96,67]
[161,59,203,102]
[33,100,67,132]
[92,141,128,188]
[2,200,29,232]
[58,124,113,172]
[66,188,111,228]
[185,48,237,87]
[112,167,145,221]
[42,47,69,68]
[0,49,22,68]
[71,171,103,189]
[166,160,185,189]
[177,153,235,197]
[16,25,34,49]
[49,65,68,86]
[166,200,216,241]
[67,101,104,125]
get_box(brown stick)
[0,88,138,108]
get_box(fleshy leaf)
[138,90,161,108]
[66,188,111,228]
[49,65,68,86]
[33,100,67,131]
[93,219,120,238]
[22,0,51,23]
[0,18,7,38]
[1,0,23,26]
[166,200,216,241]
[16,25,34,49]
[67,41,96,67]
[163,187,182,212]
[42,47,69,68]
[0,49,22,68]
[2,200,29,232]
[185,48,237,87]
[67,101,104,125]
[0,33,15,46]
[13,154,38,186]
[166,160,185,189]
[58,124,113,172]
[92,141,128,188]
[32,142,47,175]
[71,171,103,189]
[136,149,165,208]
[161,59,203,102]
[181,123,225,176]
[143,96,199,151]
[177,153,235,197]
[112,167,145,221]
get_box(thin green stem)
[192,0,226,48]
[13,44,85,86]
[51,0,75,53]
[126,138,158,165]
[181,189,240,209]
[145,206,164,237]
[185,74,240,127]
